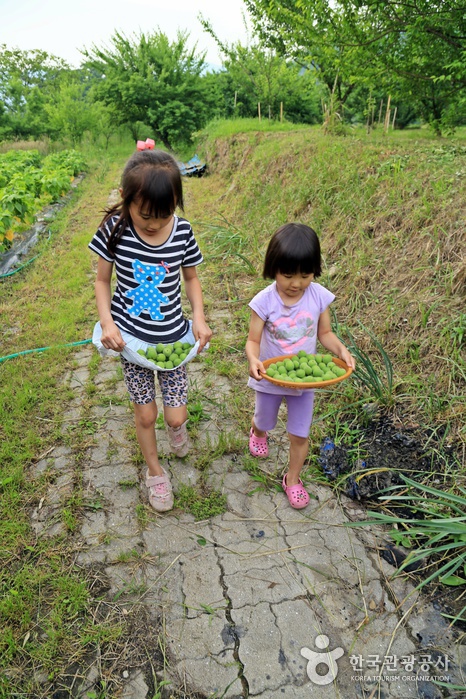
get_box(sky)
[1,0,252,69]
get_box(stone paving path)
[30,342,466,699]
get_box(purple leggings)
[253,390,315,438]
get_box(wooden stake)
[384,95,391,133]
[378,99,383,125]
[258,102,261,121]
[280,102,283,122]
[392,106,397,129]
[234,91,237,108]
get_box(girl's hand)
[100,320,126,352]
[340,347,356,371]
[249,357,265,380]
[192,318,212,353]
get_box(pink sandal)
[145,469,174,512]
[249,427,268,458]
[282,474,310,509]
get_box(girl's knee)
[288,433,308,446]
[134,402,158,429]
[164,405,188,429]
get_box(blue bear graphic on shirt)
[125,259,170,320]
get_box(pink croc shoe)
[282,474,310,509]
[249,427,268,458]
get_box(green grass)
[174,484,227,520]
[196,116,310,140]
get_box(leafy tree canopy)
[200,16,322,124]
[0,45,70,138]
[243,0,466,131]
[82,30,215,149]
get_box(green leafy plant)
[0,148,87,252]
[348,474,466,614]
[441,313,466,349]
[336,321,395,407]
[199,215,256,274]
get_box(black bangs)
[135,165,179,218]
[276,252,316,276]
[263,223,322,279]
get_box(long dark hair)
[263,223,322,279]
[100,149,184,253]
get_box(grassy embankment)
[0,123,465,692]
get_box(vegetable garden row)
[0,149,87,253]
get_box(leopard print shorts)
[121,356,188,407]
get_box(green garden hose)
[0,253,42,279]
[0,229,52,280]
[0,339,92,364]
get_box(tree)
[243,0,466,132]
[199,18,322,123]
[82,30,215,150]
[0,45,70,138]
[45,79,101,145]
[241,1,374,118]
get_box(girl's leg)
[121,357,173,511]
[249,392,282,457]
[133,401,164,477]
[158,365,189,456]
[286,434,310,486]
[252,392,283,436]
[283,391,315,486]
[163,404,188,428]
[120,358,164,477]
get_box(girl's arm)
[317,308,356,370]
[246,310,266,380]
[182,266,212,351]
[95,257,126,351]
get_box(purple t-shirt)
[248,281,335,395]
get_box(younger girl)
[246,223,355,509]
[89,149,212,512]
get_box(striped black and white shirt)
[89,214,203,344]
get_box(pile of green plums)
[137,341,195,369]
[264,351,347,384]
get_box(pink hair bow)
[136,138,155,151]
